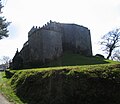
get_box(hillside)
[46,52,118,67]
[9,64,120,104]
[0,54,120,104]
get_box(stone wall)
[41,29,63,61]
[20,44,30,68]
[28,28,63,64]
[28,29,43,63]
[60,23,92,56]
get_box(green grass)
[0,72,23,104]
[46,52,119,67]
[0,52,119,104]
[0,63,120,104]
[9,64,120,104]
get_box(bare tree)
[0,56,10,68]
[100,28,120,59]
[112,50,120,61]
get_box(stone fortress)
[12,20,92,69]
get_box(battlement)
[28,20,90,38]
[28,20,63,37]
[28,26,39,37]
[40,20,63,33]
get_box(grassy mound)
[46,52,118,67]
[21,52,118,68]
[10,64,120,104]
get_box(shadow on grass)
[22,54,110,69]
[46,55,109,67]
[11,66,120,104]
[12,52,116,70]
[3,70,14,79]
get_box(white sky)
[0,0,120,62]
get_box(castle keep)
[12,21,92,69]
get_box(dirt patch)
[0,93,12,104]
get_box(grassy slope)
[46,52,119,67]
[9,64,120,104]
[0,53,120,104]
[0,72,23,104]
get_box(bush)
[95,54,105,59]
[5,70,14,78]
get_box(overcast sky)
[0,0,120,62]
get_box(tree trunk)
[107,48,113,59]
[107,40,117,59]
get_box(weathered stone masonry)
[12,21,92,69]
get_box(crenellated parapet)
[41,20,62,32]
[28,26,39,37]
[28,20,62,38]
